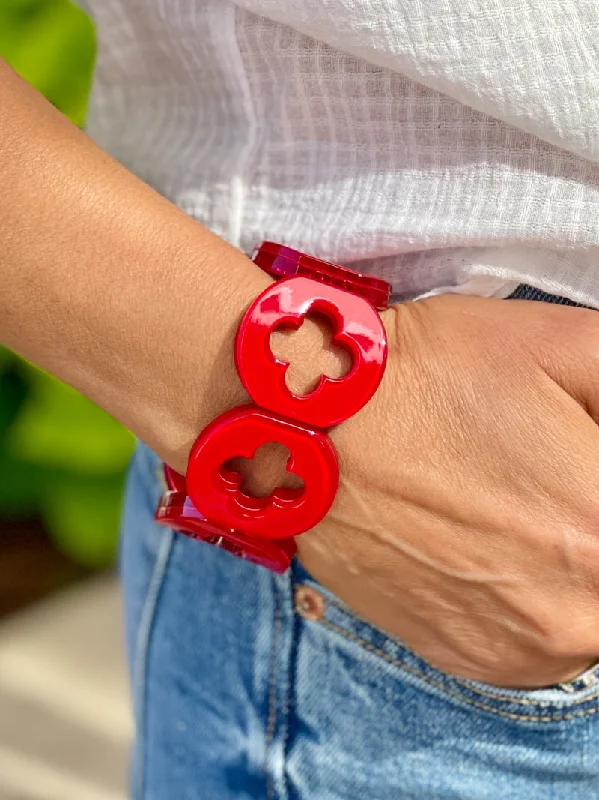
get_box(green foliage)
[0,0,95,126]
[0,3,136,568]
[9,366,134,476]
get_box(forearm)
[0,60,269,470]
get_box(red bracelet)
[154,242,391,572]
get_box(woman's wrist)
[155,273,358,477]
[0,62,277,473]
[135,246,272,474]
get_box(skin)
[3,60,599,687]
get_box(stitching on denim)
[318,618,599,723]
[132,527,175,800]
[278,586,293,800]
[453,677,599,707]
[323,594,599,711]
[266,579,282,800]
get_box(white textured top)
[83,0,599,304]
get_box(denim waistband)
[508,285,591,309]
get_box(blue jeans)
[121,288,599,800]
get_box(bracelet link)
[154,242,391,572]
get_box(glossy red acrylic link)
[252,241,391,310]
[236,276,387,429]
[155,483,297,573]
[186,405,338,540]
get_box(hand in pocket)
[290,295,599,688]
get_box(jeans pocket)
[292,561,599,725]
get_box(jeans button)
[294,585,326,621]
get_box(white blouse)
[83,0,599,305]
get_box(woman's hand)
[262,295,599,688]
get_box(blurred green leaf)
[8,367,135,475]
[0,0,95,125]
[0,368,29,441]
[0,346,15,372]
[40,473,125,568]
[0,450,46,517]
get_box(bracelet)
[155,242,391,572]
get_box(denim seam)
[318,618,599,723]
[278,586,293,800]
[453,677,599,707]
[132,527,175,800]
[266,579,283,800]
[323,594,599,711]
